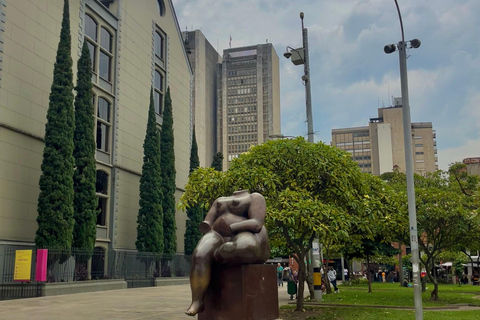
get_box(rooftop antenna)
[229,34,232,48]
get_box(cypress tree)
[72,41,97,260]
[211,152,224,171]
[160,87,177,264]
[136,89,164,254]
[35,0,75,251]
[184,127,203,255]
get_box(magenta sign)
[35,249,48,282]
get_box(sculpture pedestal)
[198,264,279,320]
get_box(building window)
[84,14,114,84]
[415,144,423,147]
[415,152,424,155]
[96,97,111,152]
[154,32,164,60]
[154,70,164,114]
[95,171,109,226]
[157,0,165,16]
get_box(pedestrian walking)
[327,267,339,293]
[277,263,284,287]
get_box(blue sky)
[172,0,480,171]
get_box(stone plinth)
[198,264,279,320]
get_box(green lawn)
[317,282,480,307]
[288,307,480,320]
[280,282,480,319]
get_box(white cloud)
[172,0,480,168]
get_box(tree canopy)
[72,41,97,260]
[181,138,402,310]
[184,127,203,255]
[36,0,75,251]
[383,168,480,300]
[160,87,177,262]
[136,89,164,254]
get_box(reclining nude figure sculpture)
[185,190,271,316]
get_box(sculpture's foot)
[185,301,204,316]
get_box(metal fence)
[0,246,191,300]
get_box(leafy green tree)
[181,138,397,311]
[160,87,177,268]
[339,174,405,293]
[184,127,203,255]
[136,89,164,256]
[36,0,75,252]
[385,169,479,300]
[210,152,223,171]
[72,42,97,261]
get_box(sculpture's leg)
[186,231,223,316]
[215,228,270,265]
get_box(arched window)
[156,0,165,16]
[85,14,97,41]
[95,171,109,226]
[84,13,114,85]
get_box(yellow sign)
[313,272,322,286]
[14,250,32,282]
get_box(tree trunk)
[398,242,404,286]
[323,254,332,294]
[305,254,314,299]
[295,253,306,311]
[367,255,372,293]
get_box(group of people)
[277,263,298,286]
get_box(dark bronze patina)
[185,190,271,316]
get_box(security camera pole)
[284,12,318,301]
[284,13,313,144]
[301,12,314,144]
[384,1,423,319]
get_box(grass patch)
[317,282,480,307]
[289,307,480,320]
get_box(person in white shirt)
[327,267,339,293]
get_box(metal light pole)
[284,12,314,143]
[301,12,314,143]
[283,12,318,301]
[384,1,423,319]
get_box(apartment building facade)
[216,43,281,170]
[0,0,192,258]
[332,99,438,175]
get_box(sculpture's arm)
[230,193,266,234]
[199,199,220,234]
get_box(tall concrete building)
[332,98,438,175]
[217,44,281,169]
[0,0,192,262]
[183,30,221,167]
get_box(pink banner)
[35,249,48,282]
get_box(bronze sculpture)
[185,190,271,316]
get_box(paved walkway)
[0,284,304,320]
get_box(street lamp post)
[284,12,314,143]
[384,1,423,319]
[284,12,319,302]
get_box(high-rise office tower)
[332,98,438,175]
[217,44,281,170]
[183,30,221,167]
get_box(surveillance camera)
[410,39,421,49]
[283,52,292,59]
[384,44,396,54]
